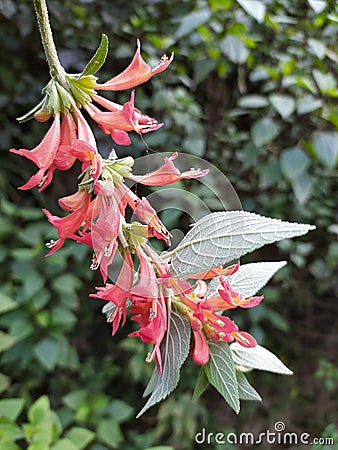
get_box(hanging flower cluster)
[11,37,260,370]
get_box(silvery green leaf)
[269,94,296,119]
[220,35,249,64]
[237,371,262,401]
[308,0,327,14]
[291,171,314,205]
[204,342,240,413]
[230,343,293,375]
[137,311,191,418]
[208,261,287,298]
[169,211,315,278]
[236,0,266,23]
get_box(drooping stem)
[33,0,69,90]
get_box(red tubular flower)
[129,248,168,371]
[43,193,91,255]
[96,39,173,91]
[187,261,240,280]
[129,152,209,186]
[10,113,61,191]
[215,278,264,310]
[89,193,121,281]
[191,327,210,365]
[90,90,163,138]
[90,251,134,334]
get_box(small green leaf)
[0,398,25,421]
[0,373,10,394]
[280,147,310,180]
[269,94,295,119]
[313,132,338,169]
[28,396,51,425]
[238,95,268,109]
[291,171,313,205]
[175,10,211,40]
[0,418,25,442]
[0,293,17,314]
[66,427,95,449]
[108,400,134,423]
[204,342,240,413]
[192,368,209,401]
[0,331,16,353]
[97,418,122,448]
[220,35,248,64]
[34,338,61,371]
[251,117,281,147]
[51,439,78,450]
[81,34,109,77]
[236,0,266,23]
[296,96,323,115]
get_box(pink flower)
[90,251,134,334]
[191,327,210,365]
[129,248,167,371]
[88,90,163,141]
[10,113,61,191]
[129,152,209,186]
[213,279,264,310]
[43,193,91,255]
[96,39,173,91]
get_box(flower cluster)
[11,39,263,373]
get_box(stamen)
[45,239,56,248]
[146,348,156,363]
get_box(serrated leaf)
[269,94,295,119]
[230,343,293,375]
[236,0,266,23]
[237,371,262,401]
[204,342,239,413]
[208,261,287,298]
[192,368,209,401]
[169,211,315,278]
[81,34,109,77]
[137,311,191,418]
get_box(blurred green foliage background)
[0,0,337,449]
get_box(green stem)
[33,0,69,90]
